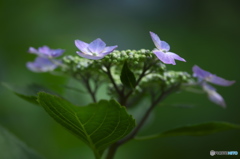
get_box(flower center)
[162,49,167,53]
[91,52,98,56]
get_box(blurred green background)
[0,0,239,159]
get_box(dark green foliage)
[120,62,136,88]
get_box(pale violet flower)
[26,57,60,72]
[192,65,235,107]
[150,31,186,65]
[28,46,65,58]
[202,82,226,107]
[75,38,118,60]
[193,65,235,86]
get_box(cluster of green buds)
[60,49,193,107]
[62,49,157,71]
[140,71,193,89]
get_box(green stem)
[74,74,97,103]
[123,61,156,106]
[105,84,180,159]
[123,63,148,104]
[84,79,97,103]
[104,65,124,103]
[105,143,118,159]
[93,151,101,159]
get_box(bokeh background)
[0,0,240,159]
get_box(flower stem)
[105,84,180,159]
[123,61,156,107]
[85,79,97,103]
[123,63,149,105]
[74,75,97,103]
[104,65,124,102]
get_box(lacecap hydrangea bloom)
[75,38,118,60]
[150,31,186,65]
[192,65,235,86]
[28,45,64,58]
[26,57,59,72]
[192,65,235,107]
[27,46,64,72]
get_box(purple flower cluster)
[73,32,186,65]
[26,32,235,107]
[27,32,186,68]
[27,46,64,72]
[192,65,235,107]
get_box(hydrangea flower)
[28,46,65,58]
[150,31,186,65]
[75,38,118,60]
[26,57,60,72]
[202,82,226,107]
[193,65,235,86]
[192,65,235,107]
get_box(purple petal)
[50,49,65,57]
[28,47,48,57]
[28,47,38,54]
[28,46,64,58]
[161,41,170,51]
[193,65,235,86]
[88,38,106,54]
[192,65,212,79]
[26,62,40,72]
[207,75,235,87]
[150,31,161,50]
[101,45,118,56]
[76,51,103,60]
[201,82,216,91]
[75,40,92,55]
[203,84,226,107]
[208,91,226,107]
[38,46,50,53]
[166,52,186,62]
[26,57,57,72]
[153,50,176,65]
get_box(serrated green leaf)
[135,122,240,140]
[0,125,44,159]
[37,92,135,159]
[120,62,136,88]
[1,82,55,105]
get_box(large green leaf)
[120,62,136,88]
[37,92,135,159]
[135,122,240,140]
[0,125,44,159]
